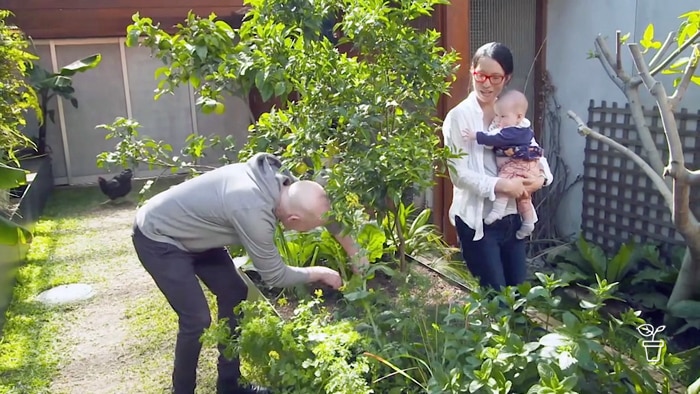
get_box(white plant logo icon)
[637,323,666,363]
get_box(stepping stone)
[36,284,95,306]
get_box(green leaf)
[643,24,655,43]
[606,242,636,281]
[196,46,208,61]
[669,57,690,69]
[59,54,102,76]
[189,74,201,88]
[274,82,286,96]
[537,363,556,385]
[640,24,662,51]
[214,102,225,115]
[620,32,631,44]
[260,83,274,102]
[576,235,607,278]
[126,27,141,47]
[0,163,28,189]
[343,289,371,301]
[562,311,579,328]
[357,223,386,262]
[560,375,578,390]
[0,216,32,245]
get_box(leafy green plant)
[628,245,683,311]
[381,203,448,258]
[202,291,375,394]
[361,274,684,393]
[22,53,102,156]
[206,259,688,393]
[549,235,675,305]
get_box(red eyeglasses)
[472,71,505,84]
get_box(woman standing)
[442,42,553,290]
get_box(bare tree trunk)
[628,42,700,310]
[566,31,700,320]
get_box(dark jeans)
[132,225,248,394]
[455,214,527,290]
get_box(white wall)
[24,38,252,186]
[545,0,700,237]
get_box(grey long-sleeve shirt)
[134,153,317,287]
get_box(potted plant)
[0,9,38,244]
[14,52,102,159]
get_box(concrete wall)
[24,38,253,186]
[545,0,700,237]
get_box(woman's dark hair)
[471,42,514,76]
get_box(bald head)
[278,180,331,231]
[497,89,528,115]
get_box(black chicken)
[98,169,133,200]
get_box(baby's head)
[494,90,528,128]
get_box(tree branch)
[624,83,666,176]
[594,35,629,90]
[669,45,699,110]
[650,29,700,76]
[648,32,675,70]
[566,110,673,209]
[615,30,623,71]
[629,43,685,169]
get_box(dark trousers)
[455,214,527,290]
[132,225,248,394]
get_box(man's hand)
[306,266,342,289]
[461,128,477,142]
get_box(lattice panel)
[582,100,700,255]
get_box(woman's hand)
[521,174,545,194]
[495,178,526,198]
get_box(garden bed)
[243,257,463,320]
[8,156,54,226]
[227,244,690,394]
[0,155,54,331]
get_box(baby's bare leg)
[485,160,520,224]
[516,195,535,239]
[515,160,542,239]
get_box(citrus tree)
[111,0,460,270]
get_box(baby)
[462,89,544,239]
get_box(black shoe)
[225,384,272,394]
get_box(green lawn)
[0,178,222,394]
